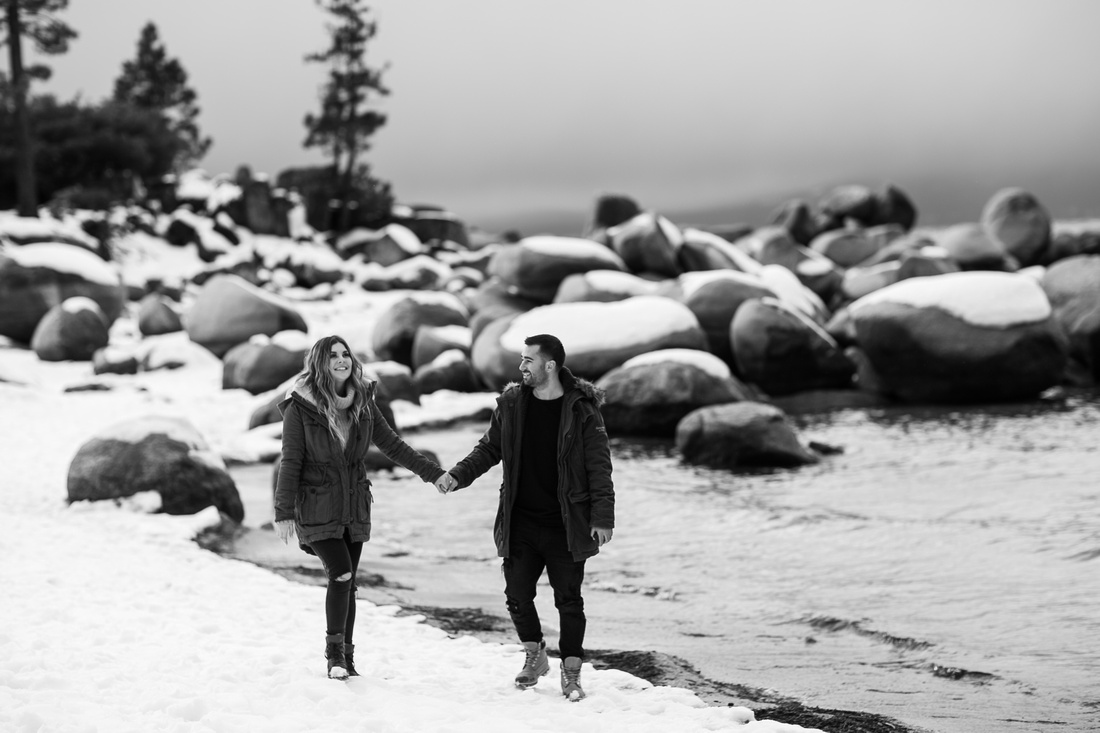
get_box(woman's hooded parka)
[274,379,444,549]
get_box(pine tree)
[113,22,210,170]
[1,0,77,216]
[304,0,391,230]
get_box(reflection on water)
[234,390,1100,733]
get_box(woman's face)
[328,342,352,384]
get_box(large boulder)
[31,297,110,362]
[848,271,1066,402]
[411,324,471,371]
[222,331,311,394]
[981,188,1051,267]
[679,227,763,274]
[745,227,842,303]
[675,402,819,469]
[597,349,751,436]
[0,243,126,343]
[731,298,855,395]
[336,224,422,265]
[184,275,307,357]
[363,360,420,405]
[137,293,183,336]
[371,293,469,367]
[488,236,627,304]
[93,345,140,375]
[1041,255,1100,384]
[414,349,480,394]
[936,223,1016,271]
[554,269,659,304]
[810,227,880,269]
[605,212,683,278]
[470,295,707,389]
[660,270,776,364]
[464,278,540,341]
[816,184,878,230]
[67,416,244,522]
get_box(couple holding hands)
[273,333,615,701]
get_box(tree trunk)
[6,1,38,217]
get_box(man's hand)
[591,527,613,546]
[435,472,458,495]
[275,520,295,544]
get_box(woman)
[274,335,445,679]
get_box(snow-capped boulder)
[363,360,420,406]
[488,236,628,304]
[371,293,469,367]
[661,270,776,365]
[67,416,244,522]
[137,293,183,336]
[810,227,880,268]
[675,402,819,469]
[184,274,307,358]
[31,297,110,362]
[841,261,901,301]
[605,212,683,278]
[92,345,140,375]
[470,296,708,389]
[411,324,471,371]
[140,332,222,372]
[336,224,422,265]
[746,227,842,303]
[0,243,125,343]
[981,188,1051,267]
[0,214,102,254]
[553,269,659,304]
[731,298,855,395]
[222,331,310,395]
[848,271,1066,402]
[596,349,751,436]
[679,227,762,275]
[936,223,1015,271]
[414,349,480,394]
[1041,254,1100,383]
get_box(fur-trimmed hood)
[500,365,605,406]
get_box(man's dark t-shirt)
[514,394,564,528]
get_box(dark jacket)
[274,379,444,548]
[449,366,615,562]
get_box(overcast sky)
[37,0,1100,231]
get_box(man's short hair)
[524,333,565,369]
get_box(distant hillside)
[467,169,1100,238]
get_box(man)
[435,333,615,701]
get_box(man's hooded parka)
[274,379,444,549]
[448,366,615,562]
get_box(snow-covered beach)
[1,344,822,733]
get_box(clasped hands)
[434,471,458,495]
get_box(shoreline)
[197,520,925,733]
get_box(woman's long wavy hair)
[299,335,370,440]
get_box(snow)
[4,242,122,287]
[425,324,472,348]
[758,265,826,320]
[621,348,731,379]
[60,296,104,316]
[678,270,771,300]
[0,212,99,249]
[523,235,626,267]
[0,352,808,733]
[850,271,1052,327]
[113,231,206,289]
[500,296,701,355]
[430,348,468,367]
[584,269,659,294]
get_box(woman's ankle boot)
[344,643,359,676]
[325,633,348,679]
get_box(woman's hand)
[275,520,296,544]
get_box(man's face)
[519,344,550,388]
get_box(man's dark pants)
[503,513,587,659]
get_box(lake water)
[231,390,1100,733]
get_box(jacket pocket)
[297,485,333,527]
[355,478,373,523]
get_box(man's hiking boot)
[561,656,586,701]
[514,639,549,688]
[344,643,359,677]
[325,633,348,679]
